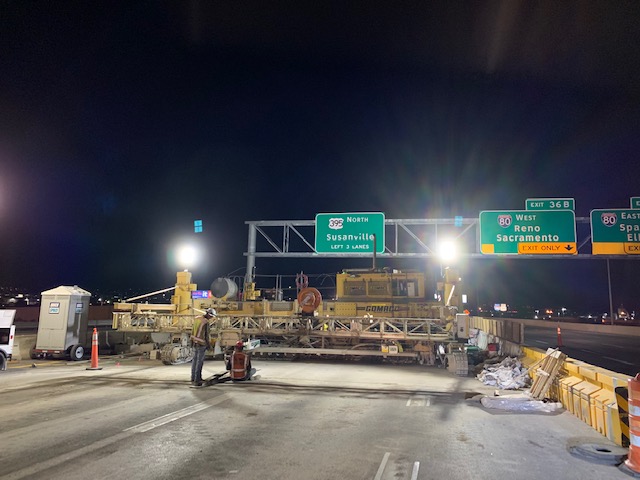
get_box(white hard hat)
[205,308,217,317]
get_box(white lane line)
[601,343,624,349]
[125,394,229,433]
[603,356,637,366]
[534,340,547,344]
[374,452,390,480]
[581,349,601,355]
[125,403,210,433]
[411,461,420,480]
[4,431,132,480]
[4,394,231,480]
[406,396,433,407]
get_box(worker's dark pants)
[191,345,207,383]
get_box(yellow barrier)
[559,376,582,413]
[591,390,615,436]
[520,345,630,446]
[563,358,585,376]
[578,381,601,426]
[578,365,600,386]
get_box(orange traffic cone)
[556,326,563,347]
[624,373,640,474]
[86,328,102,371]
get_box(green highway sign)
[591,208,640,255]
[631,197,640,209]
[480,210,577,255]
[315,212,385,254]
[525,198,575,211]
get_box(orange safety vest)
[230,351,249,380]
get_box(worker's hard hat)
[204,308,217,317]
[235,340,244,349]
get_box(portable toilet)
[34,286,91,360]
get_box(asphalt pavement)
[0,356,631,480]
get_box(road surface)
[0,356,629,480]
[524,325,640,376]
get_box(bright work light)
[438,239,458,264]
[177,245,198,269]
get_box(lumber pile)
[529,348,566,399]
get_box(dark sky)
[1,1,640,312]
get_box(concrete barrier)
[499,317,640,336]
[471,316,637,447]
[521,345,632,447]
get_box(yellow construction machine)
[112,267,466,364]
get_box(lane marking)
[603,356,637,366]
[534,340,547,344]
[581,349,601,355]
[601,343,624,349]
[374,452,390,480]
[4,431,132,480]
[125,402,212,433]
[406,396,432,407]
[4,394,230,480]
[411,461,420,480]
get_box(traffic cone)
[86,328,102,370]
[556,326,563,347]
[624,373,640,474]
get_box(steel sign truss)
[246,218,480,259]
[244,217,610,266]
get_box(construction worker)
[227,340,252,381]
[190,308,216,386]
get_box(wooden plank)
[530,349,566,399]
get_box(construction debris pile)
[477,356,531,390]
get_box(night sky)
[1,1,640,312]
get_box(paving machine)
[112,267,466,365]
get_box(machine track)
[160,344,194,365]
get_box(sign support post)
[607,259,614,325]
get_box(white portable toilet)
[34,285,91,360]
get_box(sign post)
[315,212,385,254]
[479,210,577,255]
[591,209,640,255]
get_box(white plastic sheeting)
[480,395,563,412]
[477,356,531,390]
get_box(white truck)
[0,310,16,371]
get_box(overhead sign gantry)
[242,198,640,282]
